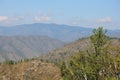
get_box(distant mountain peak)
[0,23,119,42]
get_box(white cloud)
[11,16,25,21]
[0,15,26,26]
[34,12,51,22]
[0,16,8,22]
[96,17,112,23]
[34,16,51,22]
[0,16,25,22]
[67,17,115,30]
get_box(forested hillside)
[40,37,120,64]
[0,27,119,80]
[0,36,64,62]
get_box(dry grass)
[0,59,61,80]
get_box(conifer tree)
[90,27,110,56]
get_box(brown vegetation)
[0,59,61,80]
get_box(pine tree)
[90,27,110,56]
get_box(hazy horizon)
[0,0,120,30]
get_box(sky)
[0,0,120,30]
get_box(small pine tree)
[90,27,110,56]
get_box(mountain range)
[0,23,120,61]
[0,38,119,80]
[0,23,120,42]
[0,36,64,62]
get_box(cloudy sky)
[0,0,120,30]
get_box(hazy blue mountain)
[0,23,120,42]
[0,36,64,62]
